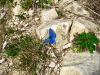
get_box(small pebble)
[14,22,19,25]
[49,62,55,67]
[2,41,7,49]
[0,58,5,63]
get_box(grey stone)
[36,18,99,75]
[36,19,98,51]
[13,0,21,4]
[0,8,5,19]
[60,51,100,75]
[59,0,74,8]
[13,5,24,15]
[36,19,72,52]
[70,18,97,41]
[40,8,58,25]
[59,0,89,18]
[0,62,8,75]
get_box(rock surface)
[59,0,74,8]
[0,8,5,19]
[59,0,89,19]
[0,61,9,75]
[37,19,98,51]
[0,58,5,63]
[60,51,100,75]
[36,17,100,75]
[41,8,58,25]
[53,0,58,4]
[60,66,82,75]
[13,5,24,15]
[65,1,89,16]
[37,19,72,51]
[13,0,21,4]
[70,18,97,41]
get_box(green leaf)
[40,0,44,8]
[73,31,99,53]
[48,0,51,5]
[5,43,20,57]
[87,44,95,53]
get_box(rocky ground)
[0,0,100,75]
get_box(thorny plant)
[72,32,100,53]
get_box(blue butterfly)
[44,28,56,44]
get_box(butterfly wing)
[50,38,55,44]
[44,38,50,44]
[49,28,56,38]
[44,28,56,44]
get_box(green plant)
[20,0,33,10]
[7,27,15,35]
[5,42,20,57]
[1,0,12,6]
[7,27,20,35]
[56,10,62,16]
[20,0,52,10]
[40,0,51,8]
[5,34,50,74]
[73,32,100,53]
[97,27,100,31]
[19,35,50,75]
[20,35,49,75]
[71,46,82,52]
[15,13,26,20]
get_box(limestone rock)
[66,1,89,16]
[35,17,39,21]
[53,0,58,4]
[70,20,89,41]
[14,22,19,25]
[13,0,21,4]
[0,62,9,75]
[41,9,58,25]
[10,71,19,75]
[60,66,82,75]
[13,5,24,15]
[2,41,7,49]
[59,0,74,8]
[60,51,100,75]
[49,62,56,67]
[62,43,72,50]
[59,0,89,17]
[0,58,5,64]
[70,19,97,41]
[0,67,6,75]
[36,19,72,51]
[0,8,5,19]
[36,19,98,51]
[28,9,34,16]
